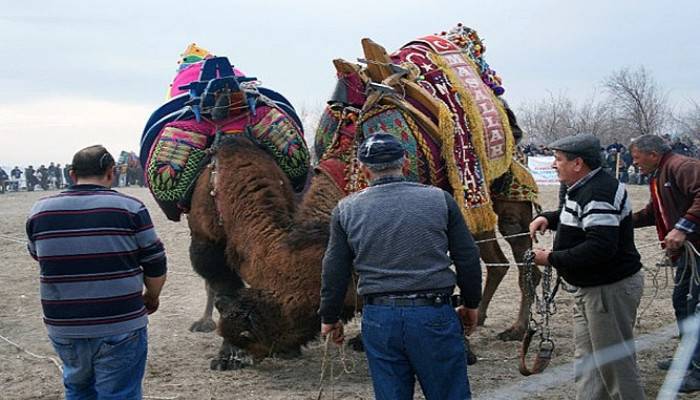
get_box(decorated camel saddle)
[315,24,538,234]
[140,44,309,221]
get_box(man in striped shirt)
[26,145,167,400]
[529,134,645,400]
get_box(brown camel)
[186,136,356,369]
[306,47,542,342]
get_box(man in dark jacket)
[530,133,645,399]
[631,134,700,392]
[25,165,36,191]
[37,164,48,190]
[319,133,482,400]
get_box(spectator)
[0,167,8,194]
[63,164,74,187]
[55,163,63,189]
[10,166,22,191]
[25,145,167,399]
[47,162,57,189]
[37,164,48,190]
[25,165,37,191]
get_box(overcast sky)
[1,0,698,167]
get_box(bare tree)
[517,91,616,145]
[673,99,700,143]
[571,92,616,143]
[603,66,669,138]
[517,91,576,144]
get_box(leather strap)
[519,329,554,376]
[365,294,450,307]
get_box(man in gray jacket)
[319,133,482,400]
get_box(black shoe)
[679,371,700,393]
[657,358,692,371]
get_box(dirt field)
[0,185,691,399]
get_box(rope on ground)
[168,271,200,278]
[0,234,27,244]
[143,396,179,400]
[317,334,335,400]
[317,333,357,400]
[0,334,63,373]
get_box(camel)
[186,136,357,369]
[187,39,542,370]
[172,31,543,369]
[304,38,542,343]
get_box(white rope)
[0,234,27,244]
[317,334,335,400]
[0,334,63,373]
[474,232,531,244]
[483,262,526,267]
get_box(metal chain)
[523,249,556,353]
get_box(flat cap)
[358,132,405,164]
[548,133,600,160]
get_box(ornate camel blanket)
[141,44,309,221]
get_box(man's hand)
[532,248,551,266]
[143,294,160,314]
[665,228,687,251]
[529,216,549,243]
[321,321,345,346]
[456,306,478,336]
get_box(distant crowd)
[0,161,144,194]
[522,135,700,185]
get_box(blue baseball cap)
[357,133,405,164]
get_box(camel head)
[215,288,308,360]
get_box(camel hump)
[141,49,311,221]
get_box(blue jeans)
[49,327,148,400]
[672,251,700,368]
[361,304,470,400]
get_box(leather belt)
[364,293,452,307]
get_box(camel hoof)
[496,326,525,342]
[189,318,216,333]
[210,342,250,371]
[348,335,364,352]
[210,356,246,371]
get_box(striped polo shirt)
[26,184,167,338]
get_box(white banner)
[527,156,559,186]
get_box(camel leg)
[476,230,510,327]
[493,199,541,341]
[190,236,250,370]
[189,282,217,333]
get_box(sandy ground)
[0,185,693,399]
